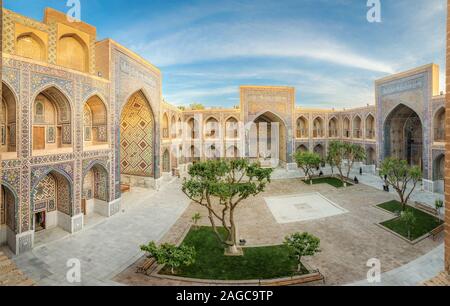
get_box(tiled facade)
[0,7,447,256]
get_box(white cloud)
[131,20,394,73]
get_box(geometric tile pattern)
[31,174,56,212]
[120,91,154,177]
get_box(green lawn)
[304,177,353,188]
[160,227,308,280]
[378,200,443,241]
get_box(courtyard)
[115,172,444,286]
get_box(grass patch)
[378,200,443,241]
[303,177,353,188]
[160,227,308,280]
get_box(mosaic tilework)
[31,175,56,210]
[120,91,154,177]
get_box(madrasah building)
[0,7,446,254]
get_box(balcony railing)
[162,128,169,139]
[366,130,375,139]
[296,129,309,138]
[343,129,350,138]
[313,129,323,138]
[328,130,338,138]
[353,129,362,139]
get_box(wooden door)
[81,199,86,215]
[33,127,45,150]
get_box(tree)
[140,242,196,275]
[379,158,422,211]
[182,159,272,255]
[327,141,366,186]
[190,103,205,110]
[435,199,444,217]
[284,232,321,273]
[400,210,416,240]
[293,151,321,183]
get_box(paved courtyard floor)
[116,177,443,286]
[1,179,189,286]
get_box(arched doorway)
[31,170,72,233]
[343,117,350,138]
[82,164,109,217]
[433,154,445,194]
[313,117,324,138]
[1,184,16,245]
[353,115,362,139]
[366,147,376,165]
[251,111,287,165]
[296,116,308,138]
[314,144,325,159]
[187,117,199,139]
[162,149,170,172]
[120,91,154,179]
[162,113,169,139]
[83,95,107,148]
[205,117,219,139]
[366,114,375,139]
[296,144,308,153]
[434,107,445,142]
[1,83,17,157]
[328,117,338,138]
[384,104,423,168]
[32,86,72,154]
[225,117,238,139]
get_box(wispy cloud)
[131,20,395,74]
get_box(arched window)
[32,87,72,154]
[1,83,17,157]
[205,117,219,139]
[328,117,338,138]
[434,108,445,142]
[17,33,46,61]
[343,117,350,138]
[365,114,375,139]
[313,117,324,138]
[83,95,107,147]
[57,34,88,72]
[225,117,238,139]
[296,117,308,138]
[162,113,169,139]
[353,115,362,139]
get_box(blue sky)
[4,0,446,108]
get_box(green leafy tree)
[284,232,321,273]
[140,242,196,275]
[400,210,416,240]
[435,199,444,217]
[293,151,321,183]
[182,159,272,255]
[190,103,205,110]
[379,158,422,211]
[327,141,366,186]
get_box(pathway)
[9,179,189,286]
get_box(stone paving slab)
[10,179,189,286]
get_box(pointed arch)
[120,90,155,178]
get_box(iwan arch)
[0,8,446,255]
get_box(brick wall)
[445,0,450,274]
